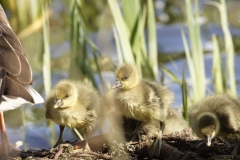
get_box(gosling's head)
[53,80,78,109]
[111,63,141,90]
[197,112,219,146]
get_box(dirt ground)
[9,128,238,160]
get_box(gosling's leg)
[83,132,91,151]
[127,121,142,141]
[147,121,165,157]
[73,128,84,141]
[53,125,65,148]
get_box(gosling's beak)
[205,135,212,146]
[54,99,63,108]
[111,80,122,89]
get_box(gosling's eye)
[122,76,128,81]
[65,95,69,99]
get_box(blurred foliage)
[42,2,52,96]
[108,0,158,80]
[202,0,240,28]
[181,62,189,120]
[69,0,104,90]
[182,0,206,103]
[161,0,186,24]
[207,0,236,96]
[212,34,225,94]
[77,0,111,31]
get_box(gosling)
[45,80,100,150]
[140,108,187,141]
[111,63,174,157]
[101,90,186,136]
[189,94,240,155]
[164,108,187,135]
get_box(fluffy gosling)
[45,80,100,150]
[163,108,187,135]
[189,94,240,155]
[111,63,174,157]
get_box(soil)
[9,128,239,160]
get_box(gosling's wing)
[142,80,171,121]
[144,80,174,106]
[0,5,32,84]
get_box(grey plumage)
[0,5,43,157]
[189,94,240,155]
[163,108,187,135]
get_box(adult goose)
[0,5,44,156]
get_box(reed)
[42,2,52,96]
[181,62,189,120]
[212,34,225,93]
[69,0,103,90]
[108,0,158,80]
[206,0,236,96]
[183,0,206,102]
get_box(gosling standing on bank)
[111,63,174,157]
[189,94,240,155]
[45,80,100,150]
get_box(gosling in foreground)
[45,80,100,150]
[111,63,174,157]
[189,94,240,155]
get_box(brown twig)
[53,144,71,159]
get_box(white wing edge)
[26,86,44,104]
[0,87,44,111]
[0,95,29,111]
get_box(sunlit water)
[5,23,240,150]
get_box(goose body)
[0,5,43,157]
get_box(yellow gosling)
[111,63,174,157]
[45,80,100,150]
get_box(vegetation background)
[1,0,240,150]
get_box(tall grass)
[181,62,189,120]
[212,34,225,93]
[108,0,158,80]
[182,0,205,102]
[42,2,51,96]
[206,0,236,96]
[178,0,237,119]
[69,0,104,90]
